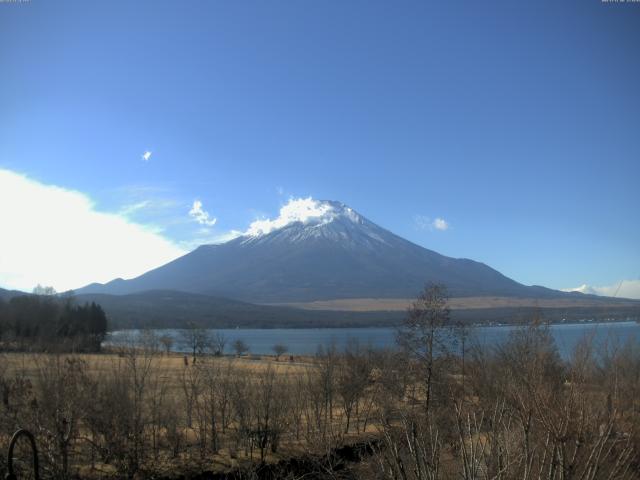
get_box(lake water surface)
[106,321,640,359]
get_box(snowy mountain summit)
[241,199,390,248]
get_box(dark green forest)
[0,294,107,352]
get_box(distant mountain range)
[77,201,576,302]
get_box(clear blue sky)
[1,0,639,292]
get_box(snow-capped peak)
[245,197,362,237]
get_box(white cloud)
[0,168,186,292]
[432,217,449,231]
[414,215,450,232]
[246,197,334,236]
[142,151,152,162]
[188,200,217,226]
[276,186,284,196]
[563,280,640,300]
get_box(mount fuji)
[77,200,572,303]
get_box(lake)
[105,321,640,360]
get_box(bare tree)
[180,361,201,429]
[159,334,174,355]
[255,366,290,459]
[139,329,160,354]
[145,357,170,460]
[337,339,370,433]
[83,344,156,478]
[397,282,451,414]
[212,332,227,356]
[197,358,224,453]
[180,323,211,364]
[272,343,287,360]
[314,343,339,441]
[33,355,90,478]
[232,339,249,357]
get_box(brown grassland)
[270,296,640,312]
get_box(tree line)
[0,287,107,352]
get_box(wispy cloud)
[118,198,179,219]
[0,168,185,292]
[119,200,152,216]
[414,215,450,232]
[562,279,640,299]
[142,151,152,162]
[188,200,217,226]
[276,186,284,196]
[414,215,431,230]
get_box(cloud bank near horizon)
[563,280,640,300]
[0,168,186,292]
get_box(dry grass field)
[270,295,640,311]
[1,350,311,383]
[0,348,382,478]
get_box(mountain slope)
[77,201,582,302]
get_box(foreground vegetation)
[0,285,639,479]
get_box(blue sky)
[0,0,639,294]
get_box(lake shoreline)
[106,317,639,332]
[105,321,640,360]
